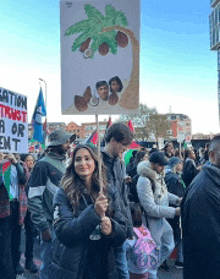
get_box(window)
[179,121,184,127]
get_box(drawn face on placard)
[110,81,120,93]
[95,81,109,101]
[60,0,140,115]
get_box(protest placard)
[60,0,140,115]
[0,87,28,153]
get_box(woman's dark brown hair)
[130,202,143,228]
[61,144,107,212]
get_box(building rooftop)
[211,0,220,8]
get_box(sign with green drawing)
[60,0,140,115]
[0,160,12,201]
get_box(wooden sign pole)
[95,115,103,193]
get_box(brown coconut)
[115,31,128,48]
[80,38,91,53]
[83,86,92,102]
[74,95,88,111]
[98,42,109,56]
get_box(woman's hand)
[178,197,183,205]
[7,153,17,165]
[41,228,52,242]
[100,216,112,235]
[94,192,108,217]
[175,207,181,216]
[125,176,132,184]
[197,165,203,171]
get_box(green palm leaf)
[114,11,128,27]
[105,5,118,17]
[84,4,104,21]
[90,34,105,55]
[71,32,89,51]
[102,31,117,54]
[66,4,129,55]
[65,20,89,36]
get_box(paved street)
[17,229,183,279]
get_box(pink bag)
[132,225,160,269]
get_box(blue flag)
[32,87,47,143]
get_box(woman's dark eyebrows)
[75,156,82,159]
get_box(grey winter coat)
[137,161,180,245]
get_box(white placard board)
[60,0,140,115]
[0,87,28,153]
[158,137,164,150]
[177,132,185,143]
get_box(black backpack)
[128,174,155,204]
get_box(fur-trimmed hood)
[137,161,165,181]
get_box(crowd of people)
[0,123,219,279]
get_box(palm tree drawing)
[65,4,139,110]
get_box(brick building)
[81,121,108,140]
[166,113,192,140]
[66,121,82,139]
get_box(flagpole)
[39,78,47,107]
[39,78,48,145]
[96,115,103,194]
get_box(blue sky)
[0,0,218,134]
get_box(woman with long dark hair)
[182,148,201,187]
[50,144,127,279]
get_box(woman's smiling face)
[74,148,96,180]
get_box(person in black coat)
[127,151,149,203]
[165,157,186,268]
[50,144,127,279]
[181,135,220,279]
[182,148,201,187]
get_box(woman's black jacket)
[165,171,186,241]
[50,186,127,279]
[182,159,199,187]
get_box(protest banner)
[60,0,140,115]
[0,87,28,153]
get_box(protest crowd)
[1,122,220,279]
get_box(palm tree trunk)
[102,26,139,109]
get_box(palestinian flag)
[127,120,135,132]
[106,116,113,129]
[84,130,98,147]
[127,120,140,149]
[129,141,141,149]
[183,140,187,149]
[0,160,12,201]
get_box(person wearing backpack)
[136,152,182,279]
[128,151,149,203]
[126,203,160,279]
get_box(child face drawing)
[97,85,109,101]
[110,80,120,93]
